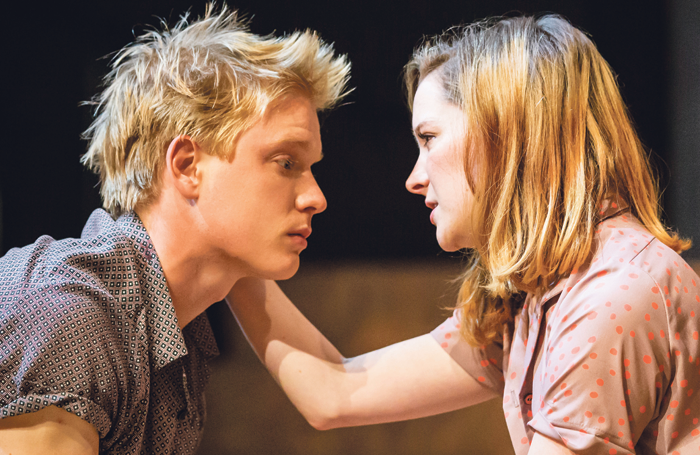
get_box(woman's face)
[405,72,476,252]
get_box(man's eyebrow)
[267,138,315,151]
[273,137,314,145]
[268,138,324,161]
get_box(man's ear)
[165,135,202,201]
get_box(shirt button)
[177,409,188,420]
[524,394,533,405]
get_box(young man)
[0,6,349,454]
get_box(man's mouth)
[288,227,312,239]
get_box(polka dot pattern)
[0,210,219,454]
[431,207,700,455]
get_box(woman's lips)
[427,202,438,225]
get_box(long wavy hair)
[404,14,690,346]
[82,4,351,217]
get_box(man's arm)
[227,278,496,430]
[0,405,99,455]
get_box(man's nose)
[297,174,327,214]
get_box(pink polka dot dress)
[432,203,700,454]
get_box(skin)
[140,93,327,327]
[0,406,99,455]
[405,72,476,251]
[228,278,495,430]
[0,93,327,453]
[228,76,576,454]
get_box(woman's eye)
[418,133,434,147]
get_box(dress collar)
[538,196,630,306]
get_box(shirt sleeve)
[431,309,506,396]
[527,265,673,454]
[0,285,115,438]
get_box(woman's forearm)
[226,278,496,429]
[226,278,347,428]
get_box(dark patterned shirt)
[0,209,219,454]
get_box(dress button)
[177,409,188,420]
[524,393,533,405]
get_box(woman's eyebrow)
[412,121,426,136]
[413,120,439,136]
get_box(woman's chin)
[437,231,474,252]
[436,237,461,253]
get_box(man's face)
[196,94,326,280]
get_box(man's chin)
[261,258,301,281]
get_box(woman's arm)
[226,278,496,430]
[529,433,575,454]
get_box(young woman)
[227,14,699,455]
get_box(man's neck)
[136,203,245,328]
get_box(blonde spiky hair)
[81,4,351,217]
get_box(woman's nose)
[405,155,428,195]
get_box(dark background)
[1,3,697,452]
[2,0,698,260]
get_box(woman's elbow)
[285,357,353,430]
[300,403,345,431]
[294,392,349,431]
[306,415,335,431]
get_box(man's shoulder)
[0,212,142,316]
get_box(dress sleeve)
[431,309,506,396]
[527,267,673,454]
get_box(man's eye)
[277,158,295,170]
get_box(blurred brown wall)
[198,260,513,455]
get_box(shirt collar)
[115,210,190,370]
[82,209,219,369]
[184,312,220,360]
